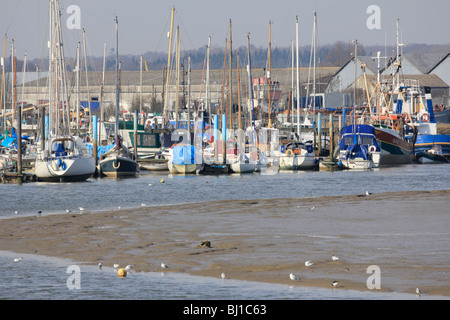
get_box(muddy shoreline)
[1,190,449,297]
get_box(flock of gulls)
[10,188,426,297]
[12,253,424,296]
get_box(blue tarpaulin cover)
[172,144,196,165]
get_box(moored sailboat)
[34,0,95,182]
[99,16,138,178]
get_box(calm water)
[1,163,449,218]
[1,163,449,300]
[0,251,437,300]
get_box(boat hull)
[230,162,256,173]
[168,163,201,174]
[279,154,317,170]
[100,155,139,178]
[137,159,169,171]
[374,128,414,165]
[415,134,450,159]
[35,156,95,182]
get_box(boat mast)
[76,42,80,135]
[295,16,301,140]
[312,12,317,124]
[206,36,211,128]
[175,25,180,129]
[237,50,242,130]
[115,16,119,149]
[268,20,272,128]
[247,33,255,128]
[101,42,106,124]
[1,34,6,133]
[187,55,191,144]
[163,6,175,125]
[228,19,233,129]
[139,54,143,123]
[353,39,358,143]
[82,29,91,129]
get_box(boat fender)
[368,145,377,153]
[57,158,62,167]
[421,113,429,122]
[286,149,294,156]
[61,161,66,170]
[112,160,121,169]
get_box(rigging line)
[152,9,171,53]
[174,10,196,51]
[4,0,22,35]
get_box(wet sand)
[1,189,449,297]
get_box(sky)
[1,0,450,60]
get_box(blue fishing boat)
[338,124,381,169]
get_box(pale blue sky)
[1,0,449,59]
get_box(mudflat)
[1,189,449,297]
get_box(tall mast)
[228,19,233,129]
[295,16,301,140]
[1,34,6,133]
[100,42,106,124]
[76,42,80,135]
[268,20,272,128]
[187,55,191,143]
[175,25,180,129]
[247,33,255,128]
[163,6,175,123]
[82,29,90,125]
[237,50,242,130]
[206,36,211,128]
[139,54,143,123]
[312,12,317,121]
[353,39,358,141]
[115,16,119,149]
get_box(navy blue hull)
[415,134,450,159]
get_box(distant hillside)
[8,42,450,73]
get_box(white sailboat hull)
[230,162,256,173]
[35,156,95,182]
[279,153,317,170]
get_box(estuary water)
[1,163,449,300]
[1,163,449,218]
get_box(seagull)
[365,190,372,196]
[14,257,23,262]
[79,207,85,212]
[309,206,315,211]
[305,260,314,267]
[141,203,146,207]
[160,178,165,183]
[332,255,339,261]
[289,273,299,281]
[332,281,339,287]
[113,264,120,269]
[118,206,122,210]
[124,264,134,271]
[14,210,19,215]
[221,272,226,280]
[416,288,421,296]
[161,262,168,269]
[98,263,102,270]
[66,209,71,213]
[148,183,153,186]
